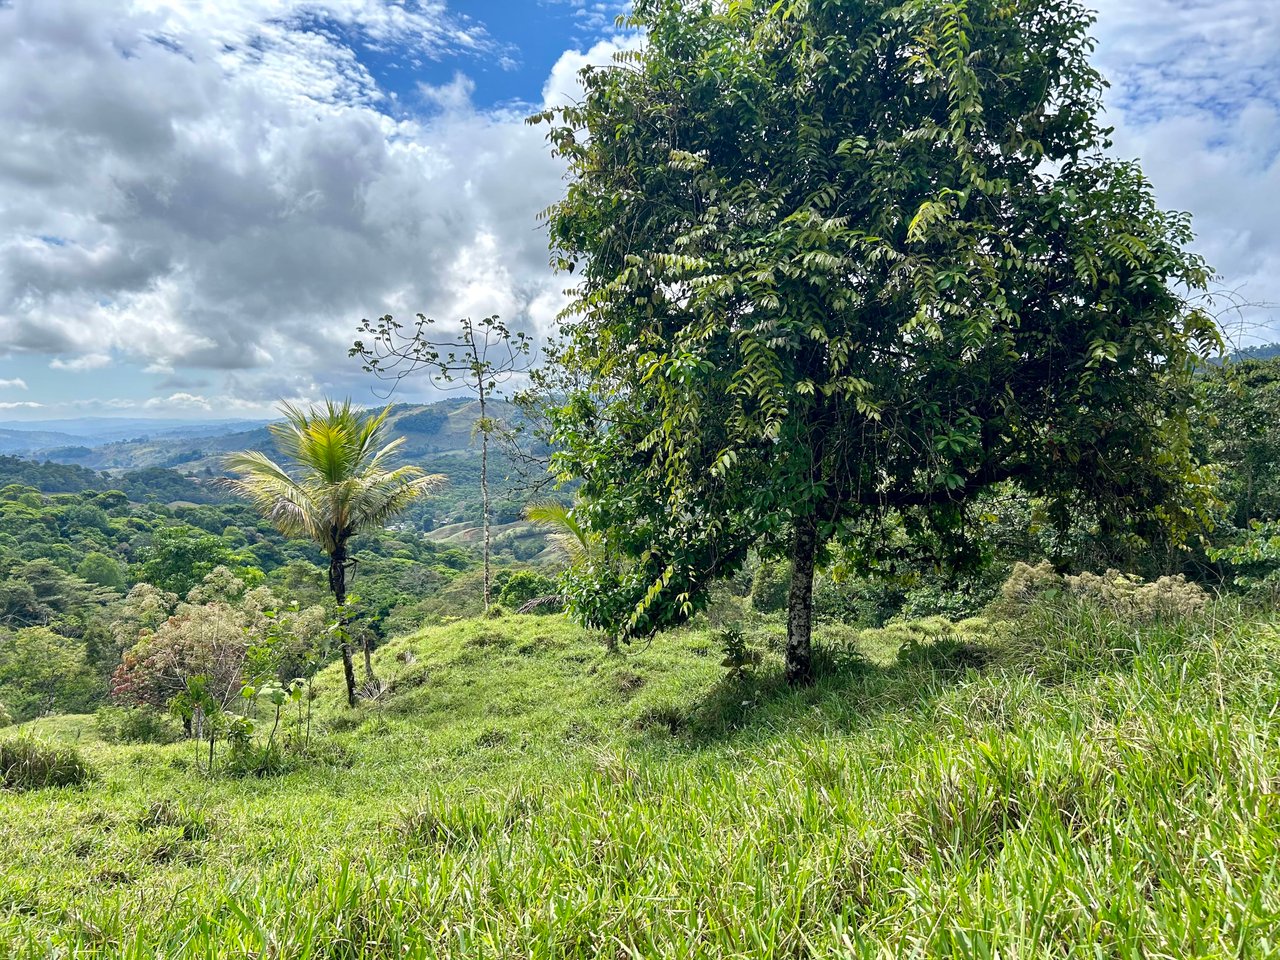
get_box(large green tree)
[1196,358,1280,529]
[536,0,1220,683]
[136,526,235,597]
[224,402,444,707]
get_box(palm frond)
[222,451,330,546]
[224,401,440,552]
[525,499,599,565]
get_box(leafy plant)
[535,0,1220,684]
[169,674,224,776]
[0,626,102,722]
[716,626,760,683]
[95,705,182,745]
[237,678,304,776]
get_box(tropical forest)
[2,0,1280,956]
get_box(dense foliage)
[0,467,478,723]
[0,456,225,502]
[537,0,1220,682]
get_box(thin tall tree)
[352,314,533,612]
[224,401,444,707]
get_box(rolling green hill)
[13,401,518,474]
[2,399,559,561]
[4,598,1279,956]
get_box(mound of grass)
[2,605,1279,956]
[0,737,94,792]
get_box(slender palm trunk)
[785,517,818,687]
[330,544,357,708]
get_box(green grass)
[3,604,1280,957]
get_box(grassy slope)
[2,606,1280,957]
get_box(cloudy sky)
[0,0,1276,420]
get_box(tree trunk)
[785,517,818,687]
[479,388,492,613]
[330,544,357,708]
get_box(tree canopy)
[536,0,1221,682]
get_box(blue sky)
[0,0,1276,420]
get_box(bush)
[749,562,789,613]
[1000,561,1208,621]
[495,570,559,611]
[1,737,94,791]
[0,700,11,729]
[95,706,183,745]
[716,626,761,682]
[225,739,285,778]
[223,735,353,779]
[0,627,103,722]
[812,573,908,626]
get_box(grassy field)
[3,602,1280,957]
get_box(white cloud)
[0,401,43,410]
[0,0,567,396]
[0,378,27,389]
[1093,0,1280,345]
[144,392,212,410]
[544,0,630,36]
[542,33,644,109]
[49,353,113,371]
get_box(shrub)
[897,633,993,674]
[225,740,285,778]
[749,561,789,613]
[495,570,559,611]
[813,573,907,626]
[1000,561,1208,621]
[716,626,760,682]
[1000,561,1061,607]
[222,733,352,779]
[95,706,183,745]
[1064,570,1208,620]
[0,737,94,791]
[0,627,103,722]
[0,700,11,729]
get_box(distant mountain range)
[0,417,271,457]
[1229,343,1280,362]
[0,402,506,472]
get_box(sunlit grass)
[3,604,1279,957]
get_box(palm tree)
[224,401,444,707]
[516,499,608,615]
[524,500,602,567]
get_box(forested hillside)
[0,443,560,726]
[3,355,1279,728]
